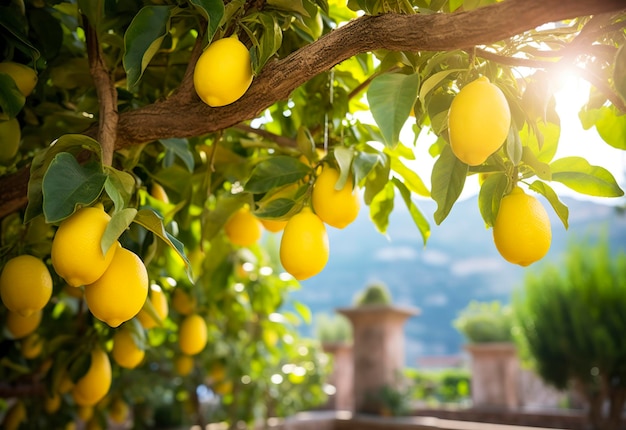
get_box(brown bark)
[0,0,624,218]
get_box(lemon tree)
[0,0,625,429]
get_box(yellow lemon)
[0,255,52,316]
[174,354,194,376]
[112,326,145,369]
[0,61,38,96]
[2,401,26,430]
[51,205,118,287]
[224,205,263,247]
[21,333,44,359]
[208,362,226,382]
[137,284,169,329]
[44,392,62,414]
[84,245,149,328]
[193,36,253,107]
[172,287,196,315]
[72,348,112,407]
[312,166,360,229]
[259,218,288,233]
[0,116,21,164]
[448,76,511,166]
[77,405,93,421]
[150,182,169,203]
[6,309,42,339]
[178,313,207,356]
[213,380,233,396]
[109,398,129,424]
[279,206,329,280]
[493,186,551,266]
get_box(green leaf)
[478,172,508,228]
[266,0,310,16]
[390,157,430,197]
[419,69,463,108]
[521,147,551,181]
[431,145,468,225]
[369,181,394,234]
[104,167,136,212]
[42,153,107,224]
[362,155,390,205]
[254,197,297,218]
[123,5,173,90]
[505,125,522,166]
[189,0,225,43]
[292,301,312,324]
[353,150,384,185]
[101,208,137,255]
[367,73,420,146]
[160,138,195,172]
[550,157,624,197]
[519,121,560,163]
[0,74,25,118]
[333,146,354,190]
[392,177,430,245]
[593,105,626,150]
[133,208,193,281]
[244,156,311,193]
[246,13,282,74]
[0,6,40,62]
[614,44,626,104]
[528,180,569,229]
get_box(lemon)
[193,36,253,107]
[0,116,21,164]
[44,392,62,414]
[77,405,93,421]
[51,205,118,287]
[279,206,329,280]
[6,309,42,339]
[312,166,360,229]
[58,372,75,394]
[109,398,129,424]
[493,186,551,266]
[0,61,38,96]
[208,362,226,382]
[448,76,511,166]
[260,218,288,233]
[0,254,52,316]
[213,380,233,396]
[72,348,112,407]
[150,182,169,203]
[112,326,145,369]
[84,245,149,328]
[85,418,104,430]
[137,284,169,329]
[174,354,194,376]
[224,205,263,247]
[178,313,207,356]
[21,333,44,359]
[2,401,26,430]
[172,287,196,315]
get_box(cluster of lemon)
[447,76,551,266]
[0,61,37,165]
[223,164,360,281]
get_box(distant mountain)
[288,193,626,366]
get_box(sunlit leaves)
[160,138,195,172]
[391,177,430,245]
[244,156,311,193]
[518,121,560,163]
[431,145,468,225]
[528,180,569,229]
[369,181,394,233]
[102,208,137,255]
[579,105,626,150]
[478,172,508,228]
[367,72,420,147]
[614,44,626,104]
[550,157,624,197]
[242,13,283,74]
[42,153,106,223]
[189,0,225,43]
[123,5,173,90]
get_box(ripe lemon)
[174,354,194,376]
[279,206,329,280]
[448,76,511,166]
[150,183,169,203]
[178,313,207,356]
[208,362,226,382]
[260,218,288,233]
[0,61,38,96]
[213,380,233,396]
[44,392,62,414]
[493,186,551,266]
[51,205,118,287]
[72,348,112,407]
[224,205,263,247]
[0,116,21,164]
[137,284,169,329]
[77,405,93,421]
[21,333,44,359]
[2,401,26,430]
[0,255,52,316]
[6,309,42,339]
[172,287,196,315]
[84,245,149,327]
[193,36,253,107]
[109,398,129,424]
[112,327,145,369]
[312,166,360,229]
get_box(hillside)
[288,193,626,366]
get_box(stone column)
[337,305,419,413]
[322,342,354,411]
[464,342,519,409]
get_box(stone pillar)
[322,342,354,411]
[464,342,519,409]
[337,305,419,413]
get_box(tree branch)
[0,0,624,219]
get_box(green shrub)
[314,312,352,343]
[453,300,513,343]
[405,367,471,405]
[355,283,393,306]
